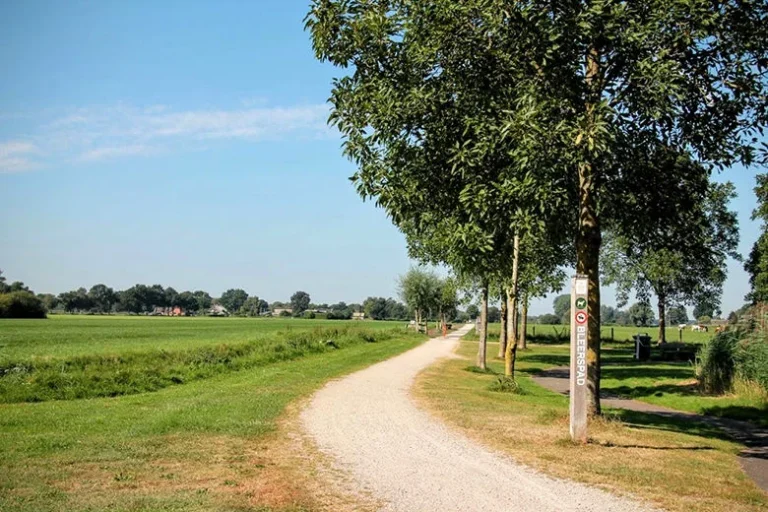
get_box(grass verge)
[0,333,423,512]
[414,338,767,512]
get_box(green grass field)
[0,315,409,359]
[465,325,767,425]
[0,316,425,511]
[0,316,415,403]
[473,322,715,344]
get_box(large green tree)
[602,155,740,342]
[290,291,311,315]
[88,284,118,314]
[307,0,768,415]
[220,289,249,314]
[745,174,768,303]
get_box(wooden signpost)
[570,274,588,443]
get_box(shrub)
[303,311,316,319]
[695,332,737,394]
[0,291,47,319]
[735,335,768,395]
[537,314,560,325]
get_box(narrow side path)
[301,326,659,512]
[532,366,768,493]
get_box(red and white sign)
[575,311,588,324]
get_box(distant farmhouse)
[352,311,365,320]
[208,304,229,317]
[150,306,186,316]
[272,307,293,317]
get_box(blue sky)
[0,0,763,316]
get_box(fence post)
[611,327,614,341]
[679,328,683,343]
[533,326,536,337]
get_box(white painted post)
[570,275,589,443]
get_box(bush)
[696,332,737,394]
[304,311,316,319]
[537,314,560,325]
[0,291,47,319]
[735,335,768,394]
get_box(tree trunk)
[576,45,603,417]
[498,294,507,358]
[477,283,488,370]
[657,291,666,344]
[520,293,529,350]
[505,234,521,377]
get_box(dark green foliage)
[363,296,410,320]
[291,291,311,314]
[220,288,249,313]
[628,302,655,327]
[745,174,768,303]
[735,336,768,394]
[488,375,523,394]
[0,291,47,319]
[667,306,688,326]
[0,326,419,403]
[696,332,738,394]
[537,314,559,325]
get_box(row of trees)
[1,272,416,321]
[397,269,459,327]
[307,0,767,416]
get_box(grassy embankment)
[0,316,424,512]
[0,316,411,403]
[413,331,767,512]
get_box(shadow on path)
[532,366,768,493]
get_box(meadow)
[0,315,425,511]
[0,316,413,403]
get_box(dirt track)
[301,325,658,512]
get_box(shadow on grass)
[464,366,498,375]
[609,408,734,444]
[605,383,700,400]
[588,439,715,451]
[701,404,768,428]
[519,353,569,369]
[602,365,693,382]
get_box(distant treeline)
[0,270,421,321]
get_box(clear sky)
[0,0,763,316]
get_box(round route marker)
[575,311,588,324]
[575,297,587,310]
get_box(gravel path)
[301,326,659,512]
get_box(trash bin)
[633,333,652,361]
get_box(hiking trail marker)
[570,275,588,443]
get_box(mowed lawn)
[495,322,716,344]
[0,315,410,359]
[416,336,768,512]
[0,316,425,512]
[466,324,767,424]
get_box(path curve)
[301,326,658,512]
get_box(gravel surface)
[301,325,660,512]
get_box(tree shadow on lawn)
[601,365,694,382]
[609,408,735,444]
[701,404,768,429]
